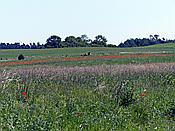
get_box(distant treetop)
[118,35,175,48]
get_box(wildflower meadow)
[0,46,175,130]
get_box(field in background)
[0,44,175,130]
[1,43,175,67]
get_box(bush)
[113,80,135,106]
[18,54,25,60]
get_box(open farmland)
[1,43,175,67]
[0,44,175,130]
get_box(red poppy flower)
[22,92,27,96]
[140,92,145,97]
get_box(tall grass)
[13,63,175,81]
[0,63,175,130]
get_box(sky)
[0,0,175,45]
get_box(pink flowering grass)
[10,62,175,83]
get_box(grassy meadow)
[0,44,175,130]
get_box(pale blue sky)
[0,0,175,45]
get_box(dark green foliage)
[107,44,117,47]
[1,34,175,49]
[118,34,175,47]
[43,34,114,48]
[166,108,175,119]
[131,102,150,125]
[92,35,107,47]
[62,35,108,48]
[45,35,62,48]
[0,73,175,130]
[113,80,134,106]
[63,36,81,47]
[18,54,25,60]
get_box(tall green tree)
[80,34,92,46]
[92,35,107,47]
[45,35,61,48]
[154,34,159,40]
[64,36,79,47]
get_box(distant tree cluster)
[0,35,117,49]
[1,34,175,49]
[118,35,175,47]
[0,42,44,49]
[44,35,117,48]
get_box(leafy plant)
[18,54,25,60]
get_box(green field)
[1,43,175,67]
[0,43,175,58]
[0,44,175,130]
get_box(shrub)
[87,52,91,56]
[18,54,25,60]
[113,80,135,106]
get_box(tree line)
[118,34,175,47]
[0,35,116,49]
[0,42,43,49]
[1,34,175,49]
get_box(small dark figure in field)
[81,52,91,56]
[81,53,87,56]
[87,52,91,56]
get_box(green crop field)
[0,43,175,58]
[0,44,175,130]
[1,43,175,67]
